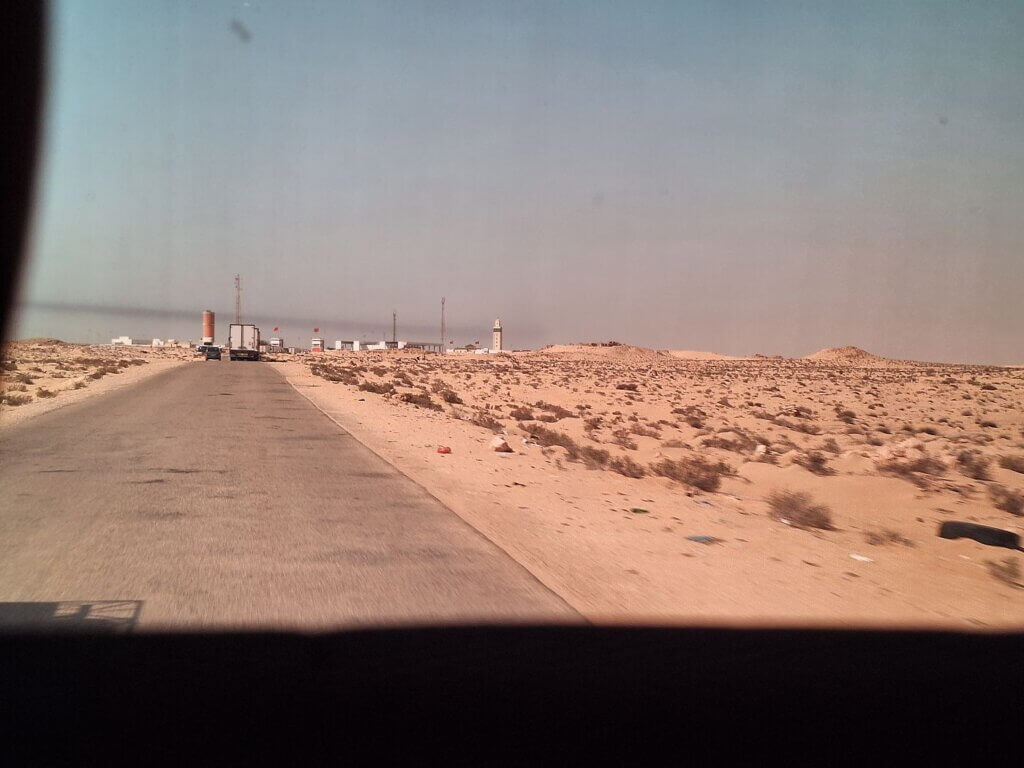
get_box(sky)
[14,0,1024,362]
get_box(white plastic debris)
[849,553,874,563]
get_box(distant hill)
[804,346,894,366]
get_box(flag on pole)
[273,326,279,332]
[314,327,319,333]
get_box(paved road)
[0,360,578,630]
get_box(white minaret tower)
[492,318,503,353]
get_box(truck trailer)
[228,323,261,361]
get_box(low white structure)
[311,337,326,353]
[269,337,284,351]
[111,336,134,346]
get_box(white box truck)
[228,323,261,361]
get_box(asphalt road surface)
[0,360,579,630]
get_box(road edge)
[279,367,587,622]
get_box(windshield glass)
[2,0,1022,632]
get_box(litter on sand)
[686,535,723,545]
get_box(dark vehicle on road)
[205,346,221,360]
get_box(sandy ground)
[1,339,192,428]
[276,343,1024,628]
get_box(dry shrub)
[14,372,35,384]
[774,416,820,435]
[609,455,646,478]
[615,383,638,391]
[534,401,575,420]
[766,490,834,530]
[35,388,57,399]
[72,380,87,390]
[510,406,534,421]
[820,438,841,454]
[523,423,607,468]
[650,456,732,492]
[835,408,857,424]
[998,455,1024,474]
[2,392,32,406]
[358,381,395,396]
[661,438,687,449]
[611,429,638,450]
[577,445,611,469]
[440,390,463,405]
[986,557,1022,588]
[472,411,504,432]
[400,392,442,411]
[673,405,706,418]
[864,529,914,547]
[956,450,991,481]
[989,485,1024,516]
[703,430,758,453]
[629,424,661,438]
[795,450,834,476]
[312,365,358,385]
[877,455,946,477]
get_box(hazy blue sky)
[15,0,1024,362]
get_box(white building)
[311,337,326,353]
[492,318,503,353]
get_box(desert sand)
[278,343,1024,628]
[1,339,192,427]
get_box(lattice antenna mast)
[234,274,241,324]
[440,297,446,352]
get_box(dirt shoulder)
[1,341,193,428]
[276,351,1024,629]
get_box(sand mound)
[805,346,891,365]
[12,337,67,346]
[527,343,668,363]
[666,350,745,361]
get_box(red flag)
[314,327,319,334]
[273,326,279,332]
[475,340,480,345]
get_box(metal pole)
[234,274,241,324]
